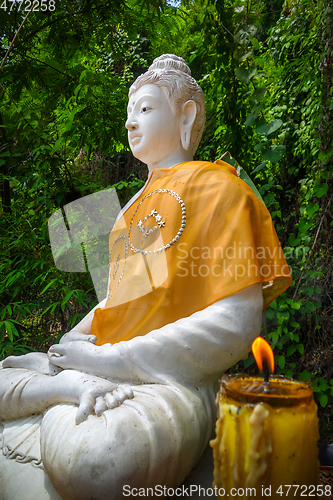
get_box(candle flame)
[252,337,274,375]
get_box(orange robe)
[92,160,292,345]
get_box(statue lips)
[129,134,142,146]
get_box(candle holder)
[210,373,321,499]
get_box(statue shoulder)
[176,159,245,190]
[177,160,266,212]
[178,159,239,179]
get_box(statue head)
[127,54,205,162]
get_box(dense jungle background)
[0,0,332,441]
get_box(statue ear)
[180,100,197,151]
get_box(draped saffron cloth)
[92,160,292,345]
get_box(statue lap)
[0,367,216,500]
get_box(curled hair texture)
[149,53,192,75]
[129,54,205,155]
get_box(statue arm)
[49,283,263,387]
[0,368,133,424]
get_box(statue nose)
[125,115,138,131]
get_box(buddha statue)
[0,54,291,500]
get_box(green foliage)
[112,176,145,207]
[298,371,333,409]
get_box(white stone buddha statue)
[0,54,290,500]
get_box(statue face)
[126,84,183,168]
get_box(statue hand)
[2,352,61,375]
[59,330,97,344]
[56,370,134,425]
[48,341,101,372]
[77,382,134,424]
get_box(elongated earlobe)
[181,101,197,151]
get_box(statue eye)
[141,107,150,113]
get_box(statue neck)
[147,150,193,175]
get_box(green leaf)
[40,302,60,316]
[262,145,286,163]
[256,119,283,136]
[306,203,319,217]
[314,183,328,198]
[259,181,274,195]
[218,152,264,204]
[251,87,267,102]
[74,84,83,95]
[287,345,297,356]
[265,308,275,319]
[278,355,285,369]
[214,125,223,137]
[244,114,258,127]
[309,270,324,279]
[254,140,271,152]
[218,151,239,169]
[319,393,328,408]
[270,334,279,346]
[61,290,76,311]
[233,47,243,60]
[288,233,300,247]
[239,51,253,62]
[298,220,312,233]
[44,57,65,72]
[319,380,330,391]
[298,370,312,381]
[243,354,255,368]
[52,138,62,154]
[301,285,314,297]
[252,161,267,173]
[251,102,264,115]
[188,53,196,64]
[251,37,260,50]
[279,369,294,378]
[41,279,58,295]
[238,168,265,204]
[3,321,19,341]
[65,120,74,131]
[296,343,304,354]
[305,302,316,312]
[235,66,257,84]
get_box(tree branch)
[25,55,75,80]
[292,193,333,300]
[0,0,36,75]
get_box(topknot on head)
[148,54,191,76]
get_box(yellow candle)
[210,374,320,499]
